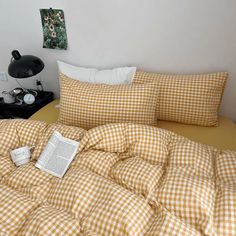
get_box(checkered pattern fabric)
[156,167,216,235]
[15,119,47,147]
[75,150,120,178]
[110,157,163,200]
[0,119,6,126]
[0,119,47,163]
[0,121,20,157]
[145,206,201,236]
[21,181,52,202]
[5,161,52,190]
[0,120,235,235]
[0,155,15,177]
[82,179,154,236]
[214,186,236,236]
[32,122,85,160]
[133,71,228,126]
[169,139,216,178]
[0,120,47,157]
[81,123,127,153]
[58,73,158,129]
[214,150,236,235]
[19,205,81,236]
[215,150,236,185]
[48,167,130,220]
[126,124,171,165]
[47,167,109,216]
[0,184,40,236]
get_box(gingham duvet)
[0,120,235,236]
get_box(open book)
[35,131,80,178]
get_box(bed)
[0,119,235,235]
[30,99,236,151]
[1,69,235,235]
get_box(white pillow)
[57,61,136,85]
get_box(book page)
[44,138,78,177]
[35,131,62,169]
[35,131,79,178]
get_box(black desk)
[0,91,54,119]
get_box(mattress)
[30,99,236,151]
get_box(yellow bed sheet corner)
[30,99,236,151]
[30,99,60,124]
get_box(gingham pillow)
[58,73,158,129]
[133,71,228,126]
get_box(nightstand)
[0,91,54,119]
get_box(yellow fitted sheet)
[30,99,236,151]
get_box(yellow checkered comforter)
[0,120,235,236]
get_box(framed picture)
[40,8,68,50]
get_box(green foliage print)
[40,9,68,50]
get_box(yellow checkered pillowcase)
[58,73,158,129]
[133,71,228,126]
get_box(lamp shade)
[8,50,44,78]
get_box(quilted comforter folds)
[0,119,235,236]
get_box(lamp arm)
[14,78,28,93]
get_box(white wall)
[0,0,235,121]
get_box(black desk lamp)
[7,50,45,104]
[8,50,44,78]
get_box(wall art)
[40,8,68,50]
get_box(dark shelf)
[0,91,54,119]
